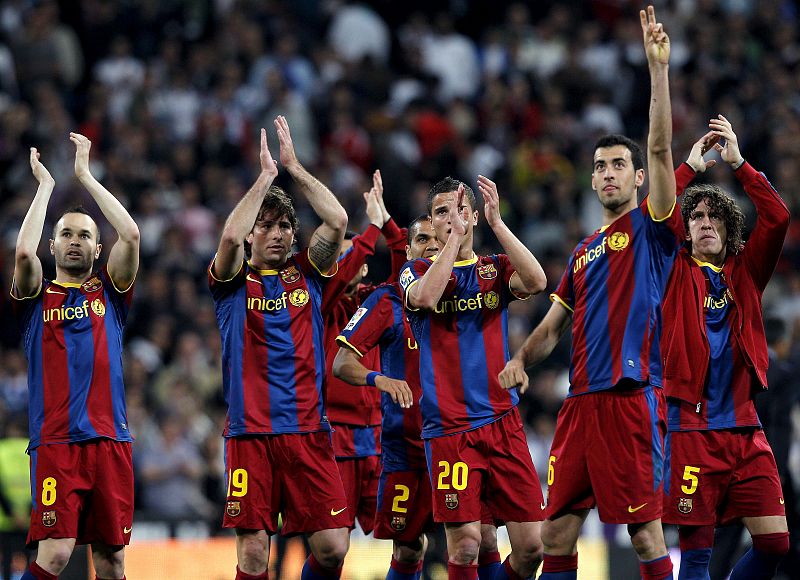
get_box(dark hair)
[255,186,299,231]
[594,134,645,172]
[407,214,431,245]
[681,184,745,255]
[426,177,477,215]
[53,205,99,241]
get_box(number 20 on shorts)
[437,461,468,490]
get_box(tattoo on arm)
[309,233,339,269]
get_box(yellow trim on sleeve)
[307,252,338,278]
[691,256,723,272]
[209,254,244,282]
[509,277,532,301]
[549,293,574,313]
[9,276,42,301]
[106,271,136,294]
[403,279,421,311]
[647,197,677,222]
[335,336,365,358]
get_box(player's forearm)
[16,180,54,260]
[78,173,140,242]
[287,162,348,232]
[219,170,274,248]
[646,62,676,216]
[409,233,460,310]
[515,326,559,369]
[332,347,371,386]
[493,222,546,294]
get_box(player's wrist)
[366,371,384,387]
[730,157,745,170]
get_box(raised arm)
[332,347,413,408]
[499,300,572,393]
[70,132,140,289]
[372,168,410,279]
[640,5,676,219]
[275,115,347,272]
[406,186,467,310]
[479,175,546,295]
[214,128,278,280]
[13,148,54,297]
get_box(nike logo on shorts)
[780,498,785,505]
[627,503,647,513]
[330,507,347,516]
[124,526,133,534]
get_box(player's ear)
[95,242,102,259]
[361,263,368,277]
[635,168,645,188]
[406,245,412,261]
[472,209,479,225]
[49,239,55,255]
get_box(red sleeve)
[736,163,790,291]
[336,290,396,358]
[382,219,409,282]
[550,263,574,313]
[207,255,246,300]
[322,225,381,315]
[675,162,696,197]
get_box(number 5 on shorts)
[680,465,700,495]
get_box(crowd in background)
[0,0,799,557]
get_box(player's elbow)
[325,207,348,233]
[121,222,140,244]
[332,349,347,380]
[528,273,547,295]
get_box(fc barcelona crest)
[226,501,241,517]
[82,277,102,292]
[477,264,497,280]
[280,266,300,284]
[678,498,693,514]
[444,493,459,510]
[390,516,407,531]
[42,510,57,527]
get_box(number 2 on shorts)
[437,461,468,490]
[392,484,410,513]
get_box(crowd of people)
[0,1,799,579]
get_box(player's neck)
[54,267,92,286]
[250,255,288,272]
[457,235,474,261]
[601,200,636,228]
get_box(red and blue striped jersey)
[208,250,331,436]
[667,261,760,431]
[336,283,426,471]
[551,198,684,396]
[11,267,134,451]
[399,254,525,439]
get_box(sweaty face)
[50,213,101,275]
[429,191,477,246]
[406,219,439,260]
[591,145,644,213]
[687,199,727,264]
[248,210,294,268]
